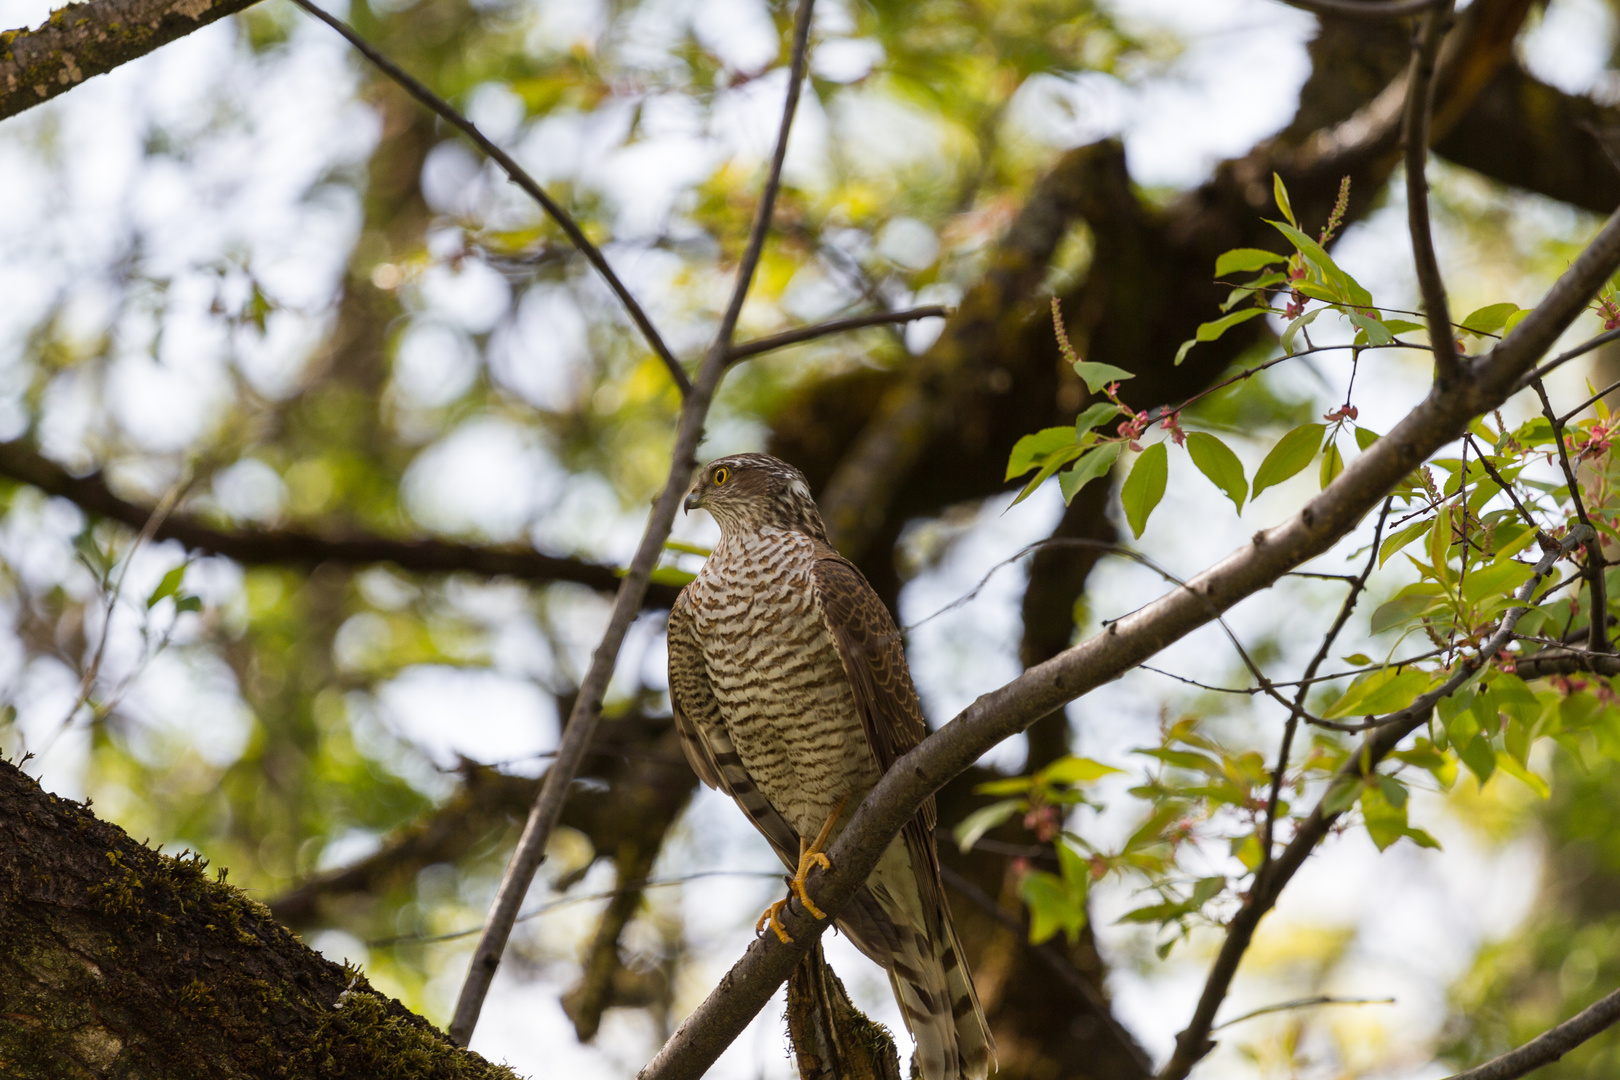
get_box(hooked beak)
[683,489,702,515]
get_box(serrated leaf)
[1186,431,1247,511]
[1073,360,1135,393]
[1215,248,1287,276]
[1058,442,1121,503]
[1252,423,1326,499]
[1121,443,1168,538]
[953,800,1020,853]
[1007,427,1079,480]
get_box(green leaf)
[1251,423,1326,499]
[1461,560,1535,607]
[1381,319,1425,336]
[1459,734,1496,785]
[1037,756,1123,785]
[174,595,204,614]
[1379,517,1435,567]
[147,565,187,609]
[1354,426,1380,451]
[1074,402,1124,438]
[1271,220,1371,305]
[1020,870,1087,944]
[1231,832,1263,872]
[1273,172,1296,227]
[1319,439,1343,489]
[975,777,1033,796]
[1058,443,1121,503]
[1073,360,1135,393]
[1120,443,1168,539]
[1215,248,1287,276]
[1322,668,1431,720]
[1280,308,1322,354]
[73,531,114,582]
[1177,308,1268,366]
[1116,899,1194,926]
[1495,752,1550,798]
[1369,590,1440,635]
[1136,748,1226,779]
[1460,302,1521,337]
[1007,427,1078,480]
[1186,432,1247,511]
[1011,443,1087,506]
[1346,310,1393,346]
[954,800,1020,853]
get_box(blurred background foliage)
[8,0,1620,1075]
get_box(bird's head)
[683,453,828,541]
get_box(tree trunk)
[784,942,901,1080]
[0,757,516,1079]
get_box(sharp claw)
[757,900,794,944]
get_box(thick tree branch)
[447,0,817,1045]
[637,199,1620,1080]
[1441,983,1620,1080]
[0,757,514,1077]
[0,438,682,606]
[0,0,262,121]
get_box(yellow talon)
[757,796,848,940]
[757,899,794,943]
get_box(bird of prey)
[668,452,994,1080]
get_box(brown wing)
[810,545,935,834]
[667,589,802,868]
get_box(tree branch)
[637,199,1620,1080]
[1442,983,1620,1080]
[287,0,691,397]
[446,0,817,1045]
[0,438,682,607]
[726,305,948,364]
[0,0,263,121]
[1404,0,1462,387]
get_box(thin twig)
[447,0,818,1047]
[1532,378,1610,653]
[726,305,949,363]
[369,870,783,947]
[1260,498,1391,872]
[286,0,692,397]
[1557,375,1620,425]
[1441,983,1620,1080]
[1211,994,1395,1031]
[1465,434,1549,539]
[1160,535,1578,1080]
[1403,0,1460,388]
[1512,326,1620,393]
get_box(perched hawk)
[668,452,994,1080]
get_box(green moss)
[286,990,523,1080]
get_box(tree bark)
[784,943,901,1080]
[0,756,517,1078]
[1,0,264,121]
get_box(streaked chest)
[686,528,880,833]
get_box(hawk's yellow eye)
[712,466,730,486]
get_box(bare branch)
[0,0,263,121]
[0,439,682,606]
[446,0,818,1045]
[1404,0,1461,387]
[726,305,949,364]
[1530,378,1611,653]
[1441,983,1620,1080]
[636,200,1620,1080]
[287,0,692,397]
